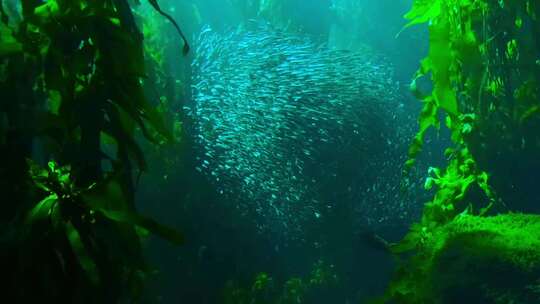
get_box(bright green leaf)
[26,194,58,223]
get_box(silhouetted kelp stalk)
[0,0,188,302]
[147,0,190,54]
[186,23,410,237]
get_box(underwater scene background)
[1,0,540,303]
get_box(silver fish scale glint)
[186,23,400,236]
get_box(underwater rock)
[186,23,412,236]
[382,213,540,304]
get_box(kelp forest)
[1,0,539,303]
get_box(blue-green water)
[4,0,539,303]
[137,0,437,302]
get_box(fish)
[186,23,408,237]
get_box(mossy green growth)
[382,213,540,304]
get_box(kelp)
[399,0,497,251]
[404,0,540,216]
[0,0,189,302]
[0,22,21,56]
[25,160,183,285]
[147,0,190,54]
[384,0,540,302]
[403,0,486,167]
[221,259,338,304]
[134,2,189,182]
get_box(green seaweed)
[381,214,540,304]
[0,0,188,302]
[385,0,540,302]
[221,259,338,304]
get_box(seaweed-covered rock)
[382,214,540,304]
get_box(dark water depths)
[135,1,450,302]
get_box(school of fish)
[185,23,418,236]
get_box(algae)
[383,214,540,304]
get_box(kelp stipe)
[381,1,540,302]
[0,0,187,302]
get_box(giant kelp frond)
[1,0,185,301]
[147,0,190,54]
[385,0,540,302]
[25,160,183,286]
[403,0,486,167]
[0,22,21,57]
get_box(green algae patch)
[381,214,540,304]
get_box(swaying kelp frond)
[147,0,190,54]
[0,0,188,302]
[384,0,540,302]
[24,160,184,292]
[401,0,498,227]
